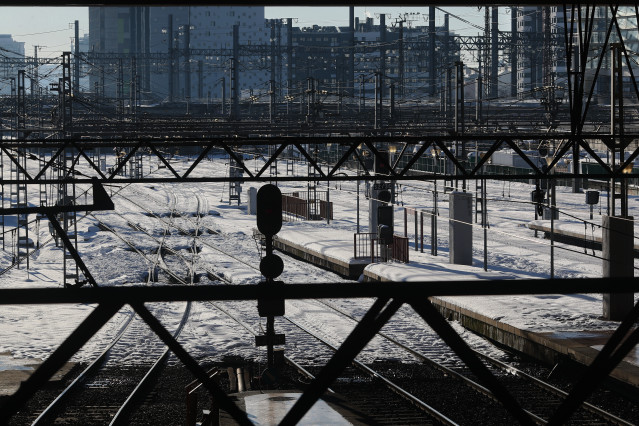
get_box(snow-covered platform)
[365,261,639,389]
[273,227,639,389]
[527,219,639,253]
[275,228,370,279]
[220,390,370,425]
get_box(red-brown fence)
[392,235,410,263]
[282,191,333,221]
[353,233,409,263]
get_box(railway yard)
[2,3,639,423]
[0,152,638,424]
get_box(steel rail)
[109,300,192,424]
[207,300,329,394]
[115,186,346,392]
[30,309,137,425]
[31,183,195,424]
[114,192,328,399]
[283,311,458,425]
[318,299,633,425]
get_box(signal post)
[255,184,286,371]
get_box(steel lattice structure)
[2,3,639,425]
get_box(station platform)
[275,229,370,279]
[274,228,639,389]
[0,352,75,396]
[527,219,639,255]
[219,390,370,425]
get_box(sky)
[0,6,508,58]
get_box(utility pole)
[287,18,293,103]
[144,7,150,93]
[17,70,25,135]
[610,43,627,218]
[277,20,282,98]
[490,7,498,98]
[74,20,80,96]
[34,46,40,93]
[476,53,483,123]
[230,24,240,121]
[168,14,174,103]
[117,58,123,119]
[455,61,464,135]
[428,7,436,96]
[349,7,355,98]
[375,72,383,130]
[484,8,490,98]
[511,7,518,98]
[270,20,277,103]
[379,14,386,100]
[184,23,191,101]
[269,79,275,124]
[397,18,405,97]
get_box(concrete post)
[602,215,634,320]
[449,192,473,265]
[248,187,257,215]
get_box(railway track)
[10,188,197,425]
[91,183,446,422]
[309,299,635,425]
[7,177,634,425]
[109,182,638,423]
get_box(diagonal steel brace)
[0,302,123,423]
[410,299,535,425]
[281,298,402,425]
[131,302,253,425]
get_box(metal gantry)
[1,2,639,423]
[0,279,638,424]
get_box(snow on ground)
[0,152,637,370]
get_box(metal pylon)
[39,149,49,207]
[58,149,80,286]
[229,157,242,205]
[0,149,4,251]
[610,43,628,217]
[10,150,29,268]
[307,162,318,219]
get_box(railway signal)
[374,150,390,176]
[255,184,285,371]
[257,183,282,237]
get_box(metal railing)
[354,232,376,259]
[392,235,409,263]
[354,232,409,263]
[282,191,333,222]
[0,279,637,426]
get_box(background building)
[88,6,268,103]
[0,34,25,96]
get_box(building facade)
[88,6,268,102]
[0,34,25,96]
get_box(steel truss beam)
[1,134,639,185]
[0,278,637,424]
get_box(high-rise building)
[0,34,25,96]
[88,6,268,102]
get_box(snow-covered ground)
[0,152,637,371]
